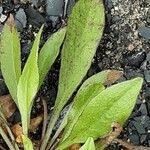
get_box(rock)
[138,26,150,40]
[0,80,8,96]
[0,6,3,14]
[0,14,7,23]
[144,70,150,83]
[47,16,60,27]
[145,86,150,98]
[123,51,146,68]
[31,0,39,7]
[46,0,64,16]
[22,41,32,55]
[140,134,147,143]
[128,131,140,145]
[139,103,147,115]
[25,6,45,27]
[66,0,76,15]
[15,8,27,31]
[132,120,146,134]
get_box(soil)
[0,0,150,149]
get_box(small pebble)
[138,26,150,40]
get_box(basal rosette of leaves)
[0,0,143,150]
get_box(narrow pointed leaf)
[17,26,43,135]
[38,27,66,87]
[80,137,95,150]
[0,25,21,102]
[41,0,105,148]
[57,78,143,149]
[54,0,105,115]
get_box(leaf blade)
[55,0,105,114]
[38,27,66,87]
[57,78,143,149]
[17,26,43,135]
[22,135,34,150]
[0,25,21,102]
[80,137,95,150]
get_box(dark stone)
[132,120,146,134]
[145,86,150,98]
[66,0,76,15]
[47,16,60,27]
[138,26,150,40]
[0,80,8,96]
[22,41,32,55]
[8,110,21,124]
[144,70,150,83]
[0,6,3,14]
[25,6,45,27]
[140,134,147,143]
[123,51,146,68]
[46,0,64,16]
[15,8,27,31]
[128,131,140,145]
[139,103,147,115]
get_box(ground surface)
[0,0,150,149]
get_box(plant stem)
[0,127,16,150]
[40,110,59,150]
[5,125,19,150]
[46,108,69,150]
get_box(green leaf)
[60,83,104,142]
[41,0,105,148]
[22,135,34,150]
[0,25,21,103]
[17,26,43,135]
[38,27,66,87]
[79,70,122,91]
[59,70,122,143]
[54,0,105,117]
[57,78,143,149]
[80,137,95,150]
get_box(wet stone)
[15,8,27,31]
[46,0,64,16]
[140,134,147,144]
[25,6,45,27]
[123,51,146,68]
[132,120,146,134]
[138,26,150,40]
[144,70,150,83]
[0,6,3,14]
[128,131,140,145]
[139,103,148,115]
[66,0,76,15]
[145,86,150,98]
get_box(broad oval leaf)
[54,0,105,114]
[57,78,143,149]
[61,84,104,142]
[59,70,122,143]
[17,26,43,135]
[38,27,66,87]
[80,137,95,150]
[0,25,21,103]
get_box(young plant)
[0,0,143,150]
